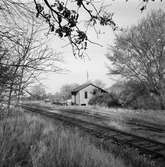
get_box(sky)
[38,0,165,93]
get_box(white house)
[71,83,107,106]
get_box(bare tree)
[0,0,164,109]
[0,0,163,58]
[0,0,64,110]
[30,84,46,100]
[107,9,165,109]
[33,0,117,57]
[60,83,79,101]
[32,0,165,57]
[0,16,62,108]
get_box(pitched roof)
[71,82,107,93]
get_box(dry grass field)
[56,105,165,143]
[27,101,165,143]
[29,101,165,126]
[0,106,161,167]
[55,105,165,126]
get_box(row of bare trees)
[0,1,62,109]
[0,0,164,110]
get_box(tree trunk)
[16,68,24,106]
[7,82,14,111]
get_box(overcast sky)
[39,0,165,93]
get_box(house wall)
[72,84,106,106]
[72,92,80,105]
[76,92,80,105]
[79,85,98,106]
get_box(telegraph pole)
[86,71,89,82]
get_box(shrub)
[123,94,160,110]
[118,81,161,110]
[109,80,163,110]
[89,93,121,108]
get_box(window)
[85,91,88,99]
[93,89,97,95]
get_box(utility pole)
[86,71,89,82]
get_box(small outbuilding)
[71,83,107,106]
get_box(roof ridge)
[71,82,107,93]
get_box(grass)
[0,106,161,167]
[54,105,165,126]
[0,107,124,167]
[56,105,165,143]
[27,101,165,126]
[23,101,165,143]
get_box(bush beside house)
[88,93,121,108]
